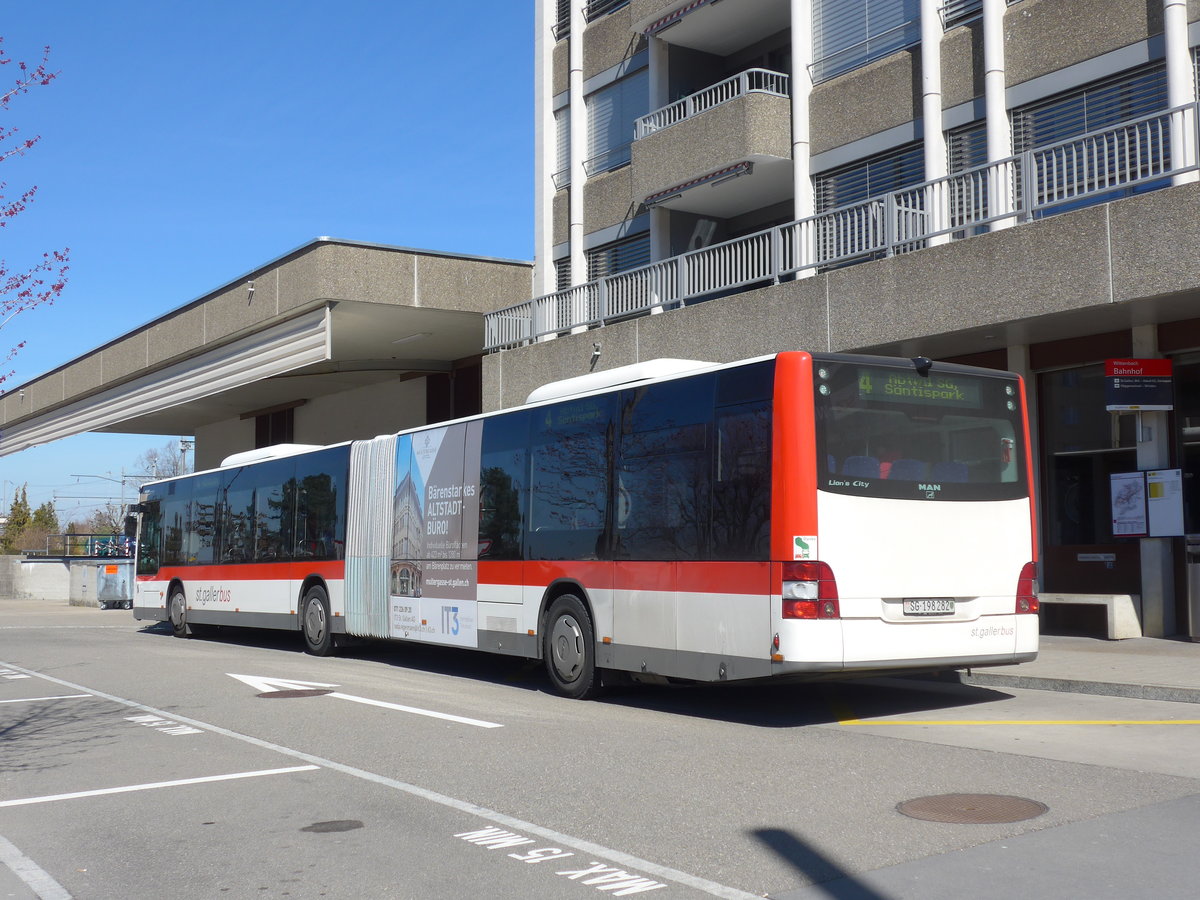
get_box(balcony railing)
[489,102,1200,352]
[635,69,790,139]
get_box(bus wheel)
[168,588,188,638]
[302,585,333,656]
[543,594,599,700]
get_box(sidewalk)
[956,633,1200,704]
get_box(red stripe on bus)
[1018,374,1039,561]
[478,559,772,596]
[136,561,345,582]
[772,351,818,560]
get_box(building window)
[1012,63,1168,214]
[940,0,982,28]
[585,0,629,21]
[553,0,570,39]
[555,257,572,291]
[255,407,295,448]
[1011,64,1166,153]
[811,0,921,84]
[814,141,925,211]
[553,107,570,189]
[587,232,651,281]
[585,69,648,176]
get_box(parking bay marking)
[226,674,503,729]
[0,766,320,809]
[3,660,755,900]
[0,695,91,704]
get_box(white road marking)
[0,833,72,899]
[4,660,756,900]
[225,674,338,693]
[227,673,503,729]
[0,695,91,704]
[0,766,320,809]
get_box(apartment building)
[484,0,1200,638]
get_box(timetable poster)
[1110,471,1148,538]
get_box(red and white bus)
[133,351,1038,698]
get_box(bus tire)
[168,587,188,638]
[543,594,599,700]
[301,585,334,657]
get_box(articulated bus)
[133,351,1038,698]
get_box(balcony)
[636,68,789,138]
[486,102,1198,351]
[632,0,790,55]
[632,70,792,217]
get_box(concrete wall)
[1,240,532,433]
[0,557,70,601]
[585,4,645,80]
[484,181,1200,410]
[298,377,427,443]
[194,418,256,471]
[191,377,429,471]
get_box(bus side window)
[480,411,529,560]
[616,376,712,561]
[219,468,255,563]
[185,473,221,565]
[529,396,614,561]
[294,446,349,561]
[713,401,770,560]
[161,480,189,567]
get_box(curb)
[956,671,1200,705]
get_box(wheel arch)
[536,578,595,661]
[296,574,329,632]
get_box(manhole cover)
[302,820,363,833]
[256,689,334,699]
[897,794,1048,824]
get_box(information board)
[1105,358,1173,411]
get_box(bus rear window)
[813,360,1027,501]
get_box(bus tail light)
[1016,562,1039,614]
[782,561,840,619]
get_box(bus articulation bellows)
[133,351,1038,698]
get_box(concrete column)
[533,0,557,297]
[1164,0,1198,185]
[648,35,670,276]
[649,35,669,109]
[568,0,588,335]
[920,0,949,245]
[568,0,587,288]
[791,0,815,275]
[983,0,1015,229]
[1132,324,1176,636]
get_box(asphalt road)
[2,599,1198,899]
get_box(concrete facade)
[0,238,533,464]
[517,0,1200,638]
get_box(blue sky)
[0,2,534,523]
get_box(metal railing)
[488,102,1200,351]
[635,69,790,139]
[29,533,135,558]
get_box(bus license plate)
[902,598,955,616]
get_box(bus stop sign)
[1105,358,1173,411]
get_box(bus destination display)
[857,369,982,408]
